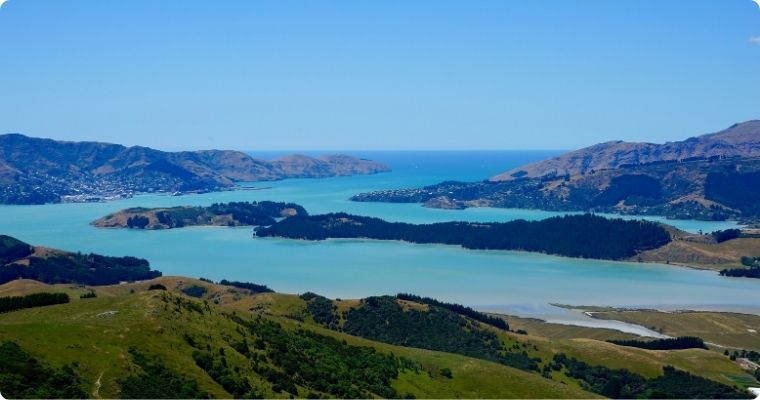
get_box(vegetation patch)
[181,285,208,298]
[720,257,760,279]
[256,213,671,260]
[0,341,86,399]
[342,296,540,372]
[228,313,416,398]
[552,353,750,399]
[98,201,309,229]
[712,229,742,243]
[607,336,707,350]
[397,293,508,330]
[0,235,33,265]
[705,171,760,217]
[219,279,273,294]
[0,292,69,314]
[300,292,339,329]
[120,348,209,399]
[593,174,663,207]
[0,251,161,286]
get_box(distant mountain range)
[353,121,760,222]
[0,134,389,205]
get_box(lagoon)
[0,151,757,316]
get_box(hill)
[1,276,756,399]
[0,134,390,205]
[492,120,760,181]
[0,235,161,285]
[92,201,308,229]
[352,121,760,222]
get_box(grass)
[549,338,750,386]
[591,310,760,351]
[637,237,760,270]
[0,277,596,399]
[1,277,757,398]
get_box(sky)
[0,0,759,151]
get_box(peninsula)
[254,213,672,260]
[0,134,390,205]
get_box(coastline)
[254,235,754,278]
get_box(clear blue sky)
[0,0,758,151]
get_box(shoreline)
[255,235,755,277]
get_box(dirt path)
[92,371,104,399]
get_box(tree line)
[0,253,161,286]
[396,293,508,330]
[219,279,273,294]
[551,353,749,399]
[0,292,70,314]
[607,336,707,350]
[720,256,760,279]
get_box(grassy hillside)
[0,277,756,398]
[0,278,593,399]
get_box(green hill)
[0,276,756,399]
[0,278,595,399]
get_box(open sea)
[1,151,758,331]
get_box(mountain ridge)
[0,133,390,204]
[352,121,760,222]
[492,120,760,181]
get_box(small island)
[255,213,672,260]
[92,201,308,230]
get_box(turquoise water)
[0,151,757,314]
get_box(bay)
[0,151,756,316]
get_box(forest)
[0,252,161,286]
[113,201,308,229]
[396,293,508,330]
[607,336,707,350]
[551,353,749,399]
[224,313,414,398]
[705,171,760,218]
[341,296,540,372]
[0,292,70,314]
[711,229,742,243]
[256,213,671,260]
[592,174,663,207]
[720,266,760,279]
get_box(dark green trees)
[256,213,671,260]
